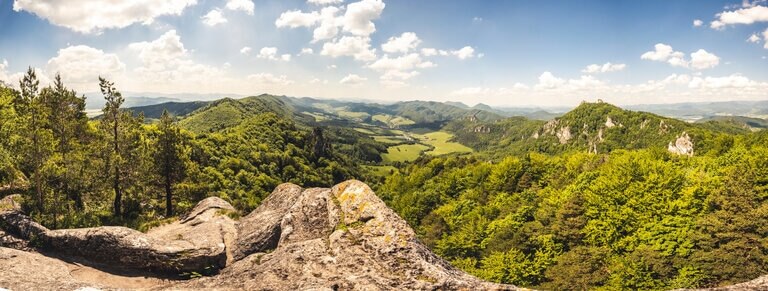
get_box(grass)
[373,135,405,144]
[372,114,415,127]
[336,109,370,121]
[365,165,397,176]
[302,111,329,122]
[413,131,474,156]
[382,144,430,163]
[353,127,377,135]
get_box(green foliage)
[379,139,768,289]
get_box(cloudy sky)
[1,0,767,106]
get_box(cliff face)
[0,180,516,290]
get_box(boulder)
[0,196,237,274]
[0,247,102,291]
[232,182,303,260]
[182,180,517,290]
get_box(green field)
[353,127,377,135]
[381,144,430,163]
[372,114,415,127]
[373,135,405,144]
[302,111,329,122]
[365,165,397,176]
[336,109,370,121]
[414,131,473,156]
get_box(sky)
[0,0,767,107]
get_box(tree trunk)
[165,172,173,217]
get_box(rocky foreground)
[0,180,517,290]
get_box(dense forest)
[2,68,768,290]
[0,68,375,230]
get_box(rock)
[0,197,237,274]
[232,182,303,261]
[557,126,572,144]
[668,131,694,156]
[605,116,615,128]
[679,275,768,290]
[0,194,22,212]
[181,180,517,290]
[0,247,100,290]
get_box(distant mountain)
[695,115,768,131]
[448,101,746,157]
[126,101,209,120]
[626,100,768,121]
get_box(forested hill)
[446,101,746,157]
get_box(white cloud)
[582,62,626,73]
[368,53,429,71]
[342,0,385,36]
[308,0,344,5]
[240,46,252,55]
[327,64,337,69]
[46,45,125,88]
[764,28,768,48]
[421,48,437,56]
[226,0,254,15]
[300,48,314,55]
[313,7,342,42]
[321,36,376,61]
[693,19,704,27]
[749,33,762,42]
[641,43,685,62]
[536,72,566,89]
[451,46,475,59]
[247,73,294,86]
[11,0,197,33]
[473,17,483,23]
[128,30,226,89]
[257,47,291,61]
[340,74,367,85]
[710,5,768,29]
[381,70,419,81]
[381,32,421,53]
[690,49,720,70]
[275,10,320,28]
[202,9,227,26]
[689,74,757,89]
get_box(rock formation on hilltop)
[0,180,516,290]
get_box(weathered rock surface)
[181,180,516,290]
[0,196,237,274]
[0,247,100,290]
[668,131,694,156]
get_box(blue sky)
[1,0,767,106]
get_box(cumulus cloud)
[226,0,254,15]
[12,0,197,33]
[257,47,291,61]
[421,48,437,56]
[342,0,385,36]
[641,43,720,70]
[749,33,762,42]
[451,46,475,59]
[300,48,314,55]
[368,53,434,81]
[308,0,344,5]
[275,10,320,28]
[312,7,343,42]
[689,74,757,89]
[247,73,294,86]
[710,5,768,29]
[536,72,566,89]
[240,47,252,55]
[582,62,626,73]
[340,74,367,85]
[128,30,226,88]
[381,32,421,53]
[693,19,704,27]
[202,9,227,26]
[690,49,720,70]
[46,45,125,88]
[321,36,376,61]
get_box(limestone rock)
[232,182,303,261]
[181,180,517,290]
[0,247,101,291]
[0,197,237,274]
[605,116,615,128]
[556,126,572,144]
[668,131,694,156]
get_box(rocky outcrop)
[0,181,516,290]
[668,131,694,156]
[556,126,572,144]
[182,180,516,290]
[0,197,237,274]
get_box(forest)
[2,68,768,290]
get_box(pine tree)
[99,77,125,217]
[17,67,52,212]
[154,110,187,217]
